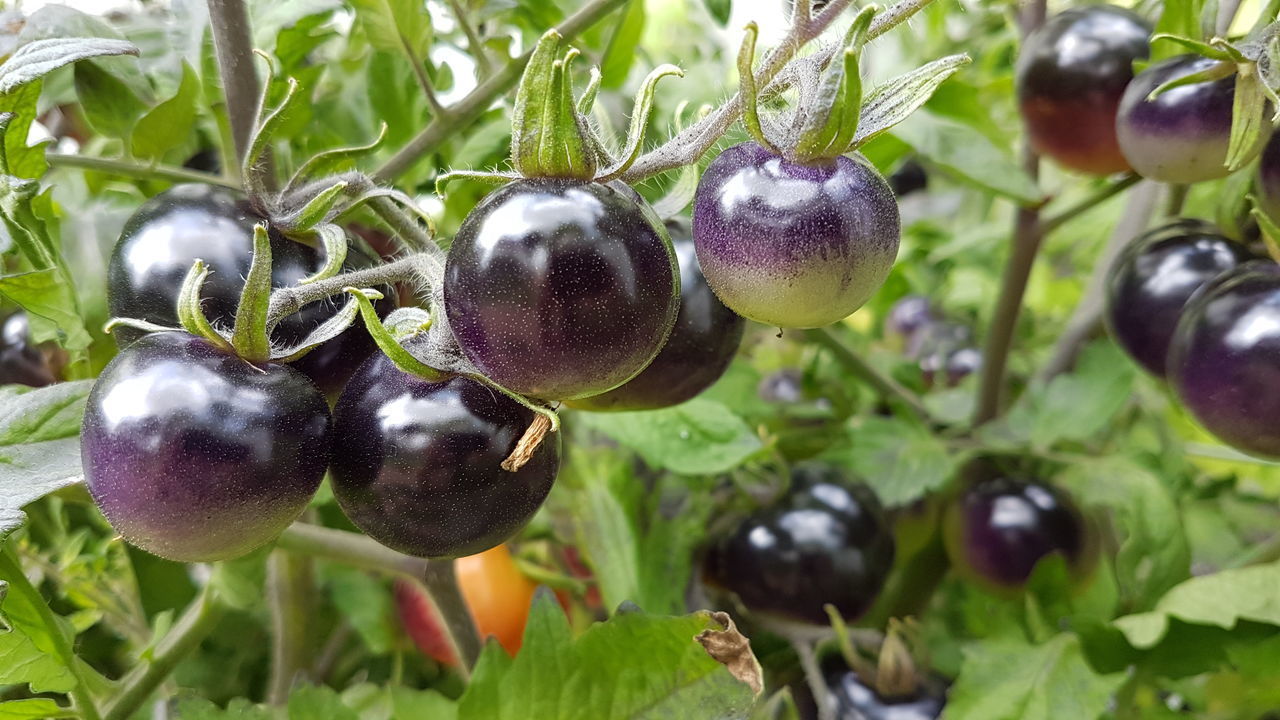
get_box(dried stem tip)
[501,413,554,472]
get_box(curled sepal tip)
[511,31,596,180]
[176,260,236,355]
[273,289,380,363]
[346,287,449,381]
[598,64,685,182]
[229,224,275,363]
[793,5,877,163]
[1249,196,1280,263]
[299,223,349,286]
[738,22,782,156]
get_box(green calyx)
[507,30,682,182]
[792,6,875,163]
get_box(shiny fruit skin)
[823,667,944,720]
[1116,55,1267,183]
[1105,219,1255,377]
[1168,261,1280,458]
[80,332,330,562]
[692,142,900,328]
[0,313,54,387]
[1257,132,1280,222]
[703,465,895,626]
[567,222,745,411]
[444,179,679,400]
[944,477,1093,591]
[395,544,539,665]
[330,353,560,558]
[107,184,384,395]
[1016,5,1150,174]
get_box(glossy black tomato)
[887,159,928,197]
[910,321,978,388]
[703,465,895,626]
[1168,261,1280,458]
[108,184,386,396]
[944,477,1094,591]
[693,142,900,328]
[567,221,745,411]
[1105,219,1256,377]
[1117,55,1268,183]
[820,661,945,720]
[0,312,54,387]
[80,332,330,562]
[444,179,678,400]
[330,353,561,558]
[1016,5,1150,174]
[1257,132,1280,221]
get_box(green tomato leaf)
[0,37,138,93]
[455,593,759,719]
[1113,561,1280,648]
[945,633,1125,720]
[0,549,81,697]
[73,60,147,140]
[0,81,48,180]
[574,397,764,475]
[1059,458,1190,611]
[349,0,432,64]
[173,698,275,720]
[600,0,646,89]
[131,61,201,162]
[321,565,396,655]
[894,114,1042,205]
[288,684,359,720]
[0,699,77,719]
[0,381,94,541]
[853,54,971,149]
[0,615,77,694]
[825,416,959,507]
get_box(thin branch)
[794,638,835,720]
[406,47,447,116]
[274,524,483,669]
[1037,181,1161,382]
[374,0,632,182]
[103,586,225,720]
[207,0,261,166]
[47,153,240,189]
[445,0,493,79]
[805,327,933,424]
[266,253,436,329]
[1039,174,1141,235]
[266,552,314,705]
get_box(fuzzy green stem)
[266,551,314,705]
[46,152,240,189]
[265,254,433,329]
[793,638,835,720]
[207,0,260,166]
[103,584,225,720]
[805,328,932,423]
[445,0,493,78]
[1038,174,1141,234]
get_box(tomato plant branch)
[618,0,940,183]
[444,0,493,79]
[793,637,835,720]
[207,0,261,167]
[1038,173,1141,235]
[46,152,240,190]
[373,0,632,182]
[103,584,225,720]
[805,327,932,424]
[266,254,436,330]
[274,524,483,671]
[0,547,103,720]
[265,551,314,705]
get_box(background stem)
[805,328,932,423]
[46,153,239,189]
[793,638,835,720]
[207,0,260,167]
[266,551,314,704]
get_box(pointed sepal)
[176,260,236,354]
[272,289,379,363]
[738,22,782,156]
[792,5,876,163]
[347,288,448,381]
[229,224,275,363]
[299,223,349,285]
[852,54,970,148]
[598,64,685,181]
[511,31,596,180]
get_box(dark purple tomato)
[81,332,330,562]
[1256,132,1280,221]
[821,663,945,720]
[330,353,561,558]
[0,312,54,387]
[885,295,934,341]
[944,477,1094,591]
[693,142,900,328]
[1168,261,1280,458]
[107,184,386,396]
[1105,219,1255,377]
[1117,55,1268,183]
[1016,5,1150,175]
[943,346,982,387]
[703,465,895,626]
[887,159,928,197]
[444,179,678,401]
[566,222,745,411]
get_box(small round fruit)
[395,544,539,664]
[944,477,1094,591]
[822,661,945,720]
[944,347,982,386]
[1016,5,1150,174]
[703,465,895,626]
[693,142,900,328]
[0,312,54,387]
[885,295,934,341]
[567,222,745,411]
[888,159,928,197]
[81,332,330,562]
[330,353,560,558]
[1168,261,1280,458]
[1105,219,1255,377]
[108,184,386,395]
[1116,55,1267,183]
[1256,132,1280,222]
[444,179,678,400]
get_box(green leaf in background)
[829,416,959,507]
[922,79,1007,147]
[574,398,763,475]
[131,61,200,162]
[1059,458,1190,611]
[0,81,48,180]
[349,0,432,64]
[288,684,359,720]
[1113,561,1280,648]
[455,593,758,719]
[0,604,77,694]
[0,37,139,93]
[0,549,81,698]
[73,60,148,140]
[600,0,646,88]
[174,697,275,720]
[322,564,396,655]
[945,633,1125,720]
[895,113,1042,205]
[703,0,732,26]
[0,699,77,719]
[1150,0,1205,61]
[0,381,94,540]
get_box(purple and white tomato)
[692,142,900,328]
